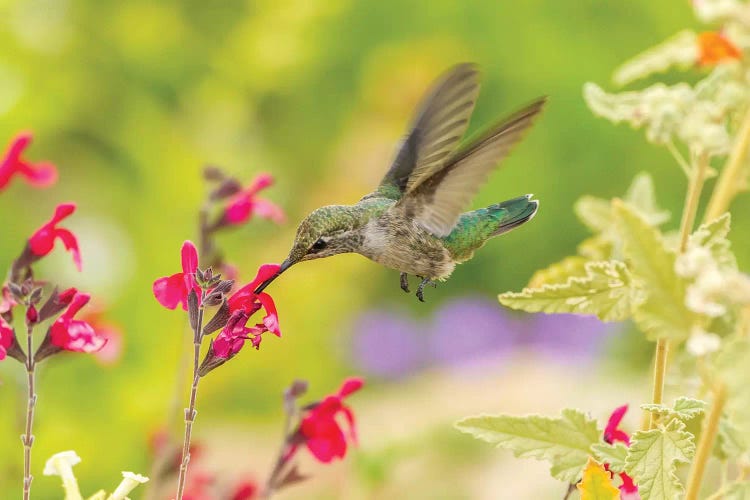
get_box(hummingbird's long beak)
[254,259,292,294]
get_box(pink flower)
[227,263,282,336]
[297,377,364,463]
[0,285,17,314]
[222,173,285,226]
[230,480,258,500]
[83,311,123,365]
[0,132,57,191]
[29,203,81,271]
[603,405,640,499]
[49,292,107,353]
[153,241,200,310]
[0,316,14,360]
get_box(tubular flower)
[697,31,741,66]
[153,241,200,310]
[28,203,82,271]
[0,132,58,190]
[296,377,364,463]
[50,292,106,353]
[226,263,281,337]
[603,405,639,499]
[0,316,14,360]
[222,173,285,226]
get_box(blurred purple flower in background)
[349,296,622,380]
[350,311,427,380]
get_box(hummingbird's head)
[254,205,362,293]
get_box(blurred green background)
[1,0,748,498]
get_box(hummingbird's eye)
[310,238,327,253]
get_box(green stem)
[685,384,727,500]
[704,106,750,222]
[646,152,709,430]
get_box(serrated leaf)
[641,397,707,422]
[499,260,638,322]
[528,256,589,288]
[624,419,696,500]
[591,442,629,474]
[455,408,601,483]
[613,200,695,341]
[624,173,670,226]
[688,213,736,269]
[575,195,614,233]
[577,458,620,500]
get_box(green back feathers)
[444,195,538,260]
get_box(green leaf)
[528,255,589,288]
[613,199,695,341]
[499,260,638,322]
[575,195,613,233]
[591,442,628,473]
[624,172,671,226]
[641,397,707,422]
[688,213,736,269]
[455,408,601,483]
[624,419,696,500]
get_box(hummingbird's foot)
[416,278,437,302]
[400,272,410,293]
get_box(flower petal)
[181,240,199,275]
[153,273,189,310]
[251,198,286,224]
[18,160,58,187]
[55,228,82,271]
[257,292,280,336]
[338,377,364,398]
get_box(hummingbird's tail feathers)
[489,194,539,237]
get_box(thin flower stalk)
[705,105,750,221]
[684,383,728,500]
[22,304,37,500]
[263,408,295,498]
[175,290,206,500]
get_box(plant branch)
[263,407,296,498]
[685,384,727,500]
[705,106,750,222]
[22,315,36,500]
[175,290,206,500]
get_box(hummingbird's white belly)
[359,219,455,280]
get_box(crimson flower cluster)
[603,405,639,499]
[152,241,282,375]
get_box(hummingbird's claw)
[416,278,437,302]
[400,273,410,293]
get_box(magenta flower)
[153,241,201,310]
[296,377,364,463]
[0,132,57,191]
[227,263,282,336]
[82,310,123,365]
[0,316,14,360]
[603,405,639,499]
[222,173,285,226]
[49,292,107,353]
[29,203,81,271]
[0,285,17,314]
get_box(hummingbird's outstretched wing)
[398,97,546,237]
[375,63,480,199]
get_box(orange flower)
[697,32,742,66]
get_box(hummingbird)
[255,63,545,301]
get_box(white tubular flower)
[107,471,149,500]
[675,246,714,278]
[44,451,83,500]
[613,31,698,86]
[686,327,722,356]
[693,0,747,24]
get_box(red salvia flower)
[697,31,742,66]
[49,292,107,353]
[297,377,364,463]
[0,132,57,191]
[0,316,14,360]
[222,173,285,226]
[29,203,82,271]
[603,405,640,499]
[153,240,200,310]
[227,263,282,336]
[230,479,258,500]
